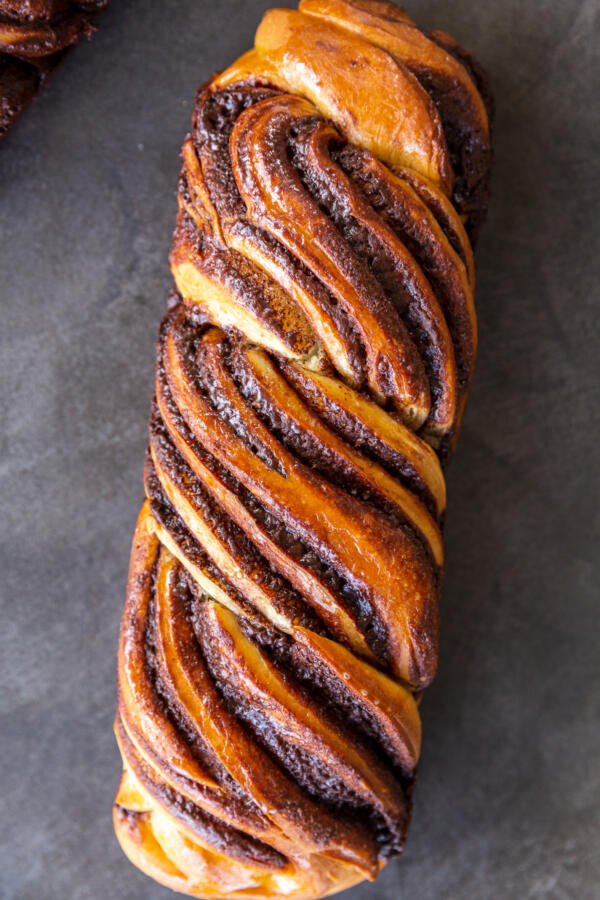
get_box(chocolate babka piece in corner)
[0,0,108,141]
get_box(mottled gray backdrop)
[1,1,599,898]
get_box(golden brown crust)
[114,2,492,897]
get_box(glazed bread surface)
[113,2,492,898]
[0,0,107,140]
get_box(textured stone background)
[1,1,599,898]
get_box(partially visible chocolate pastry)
[113,2,493,898]
[0,0,107,141]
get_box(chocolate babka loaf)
[113,2,492,897]
[0,0,107,141]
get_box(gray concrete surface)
[1,1,599,898]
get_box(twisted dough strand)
[114,2,492,897]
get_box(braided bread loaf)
[0,0,107,141]
[113,3,492,898]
